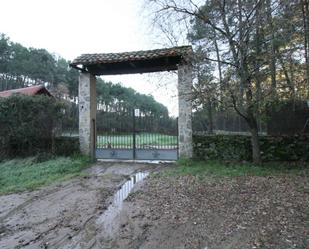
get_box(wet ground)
[0,162,163,249]
[1,162,307,249]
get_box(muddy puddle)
[0,163,166,249]
[96,171,149,240]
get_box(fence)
[192,111,267,135]
[267,101,309,135]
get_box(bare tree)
[146,0,309,163]
[301,0,309,96]
[147,0,268,163]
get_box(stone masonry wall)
[178,63,193,158]
[193,134,309,161]
[79,73,96,157]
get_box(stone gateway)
[70,46,193,160]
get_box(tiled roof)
[0,85,52,97]
[70,46,192,66]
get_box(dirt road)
[1,162,307,249]
[0,162,162,249]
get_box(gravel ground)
[114,174,308,249]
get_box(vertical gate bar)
[116,112,121,149]
[97,129,99,148]
[155,116,158,149]
[124,112,125,149]
[153,116,155,149]
[116,113,118,149]
[129,110,131,149]
[121,112,123,149]
[153,114,155,153]
[119,112,121,149]
[153,117,159,149]
[149,116,150,149]
[109,112,111,149]
[133,109,136,159]
[136,111,138,149]
[142,113,144,149]
[154,115,155,149]
[114,123,116,149]
[176,117,179,159]
[128,109,133,151]
[92,118,96,161]
[129,111,131,149]
[168,132,170,150]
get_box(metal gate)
[96,109,178,160]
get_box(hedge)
[54,136,79,156]
[0,94,82,159]
[193,135,309,162]
[0,94,69,158]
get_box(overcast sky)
[0,0,185,116]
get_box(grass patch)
[162,159,309,178]
[0,155,91,195]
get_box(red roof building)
[0,85,52,98]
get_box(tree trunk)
[266,0,277,98]
[246,108,261,164]
[213,30,223,99]
[250,123,261,164]
[254,1,262,125]
[244,69,262,164]
[207,99,214,134]
[301,0,309,97]
[277,49,295,97]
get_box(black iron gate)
[96,109,178,160]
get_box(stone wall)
[193,135,309,161]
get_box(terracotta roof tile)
[0,85,52,97]
[70,46,192,66]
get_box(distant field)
[97,133,177,148]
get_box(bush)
[54,136,80,156]
[0,94,63,158]
[193,135,309,162]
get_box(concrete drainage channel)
[96,171,149,244]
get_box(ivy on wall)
[193,135,309,162]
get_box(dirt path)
[1,163,307,249]
[0,162,163,249]
[113,174,308,249]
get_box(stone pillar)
[79,73,96,160]
[178,63,193,158]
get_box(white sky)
[0,0,185,116]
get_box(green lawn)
[160,159,309,178]
[97,132,177,147]
[0,156,90,195]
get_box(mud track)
[0,162,163,249]
[2,162,306,249]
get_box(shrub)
[193,135,309,162]
[0,94,63,158]
[54,136,80,156]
